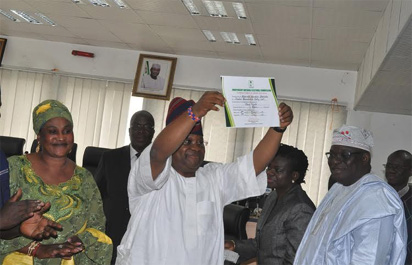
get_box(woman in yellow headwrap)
[0,100,112,265]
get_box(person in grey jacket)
[225,144,315,265]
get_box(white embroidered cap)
[332,125,374,152]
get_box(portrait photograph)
[133,54,177,100]
[0,38,7,66]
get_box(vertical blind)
[1,69,346,205]
[0,68,132,163]
[144,88,347,205]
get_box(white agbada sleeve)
[128,144,171,200]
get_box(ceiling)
[0,0,411,115]
[0,0,391,70]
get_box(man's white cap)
[332,125,374,152]
[152,63,161,69]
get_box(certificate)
[222,76,280,128]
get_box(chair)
[223,204,250,241]
[82,146,111,177]
[30,140,77,163]
[0,136,26,158]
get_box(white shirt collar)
[398,185,409,198]
[130,145,138,161]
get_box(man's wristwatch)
[272,127,287,133]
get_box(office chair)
[82,146,111,177]
[0,136,26,158]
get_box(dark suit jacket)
[235,185,315,265]
[94,145,131,264]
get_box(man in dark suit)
[385,150,412,265]
[95,110,155,264]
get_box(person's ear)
[362,153,370,163]
[292,171,299,183]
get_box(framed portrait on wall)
[132,54,177,100]
[0,38,7,66]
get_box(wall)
[347,110,412,179]
[1,36,357,107]
[2,36,411,180]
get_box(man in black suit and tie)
[95,110,155,264]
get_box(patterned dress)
[0,155,112,265]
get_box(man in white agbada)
[116,92,293,265]
[294,125,407,265]
[140,63,165,91]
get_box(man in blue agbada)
[295,125,407,265]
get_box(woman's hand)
[35,241,84,260]
[278,103,293,129]
[20,202,62,240]
[0,188,44,230]
[192,91,226,118]
[67,235,83,247]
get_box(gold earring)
[36,141,40,153]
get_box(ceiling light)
[71,0,82,3]
[35,13,56,26]
[220,32,240,44]
[182,0,200,15]
[202,30,216,42]
[0,9,20,22]
[88,0,110,7]
[11,10,42,24]
[245,34,256,45]
[232,2,247,19]
[203,1,227,17]
[112,0,128,8]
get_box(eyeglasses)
[182,139,208,147]
[325,151,364,162]
[383,163,408,172]
[131,124,154,132]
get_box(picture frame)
[0,38,7,66]
[132,54,177,100]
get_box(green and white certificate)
[222,76,280,128]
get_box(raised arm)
[150,91,225,180]
[253,103,293,175]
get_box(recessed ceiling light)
[245,34,256,45]
[0,9,20,22]
[112,0,128,8]
[202,30,216,42]
[182,0,200,15]
[203,1,227,17]
[35,13,56,26]
[220,32,240,44]
[232,2,246,19]
[11,10,42,24]
[71,0,82,3]
[88,0,110,7]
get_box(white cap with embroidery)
[332,125,374,152]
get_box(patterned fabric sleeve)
[75,168,112,265]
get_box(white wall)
[347,110,412,179]
[1,36,357,107]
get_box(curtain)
[0,68,132,164]
[143,88,347,205]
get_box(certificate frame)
[132,54,177,100]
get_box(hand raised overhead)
[191,91,226,118]
[278,102,293,129]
